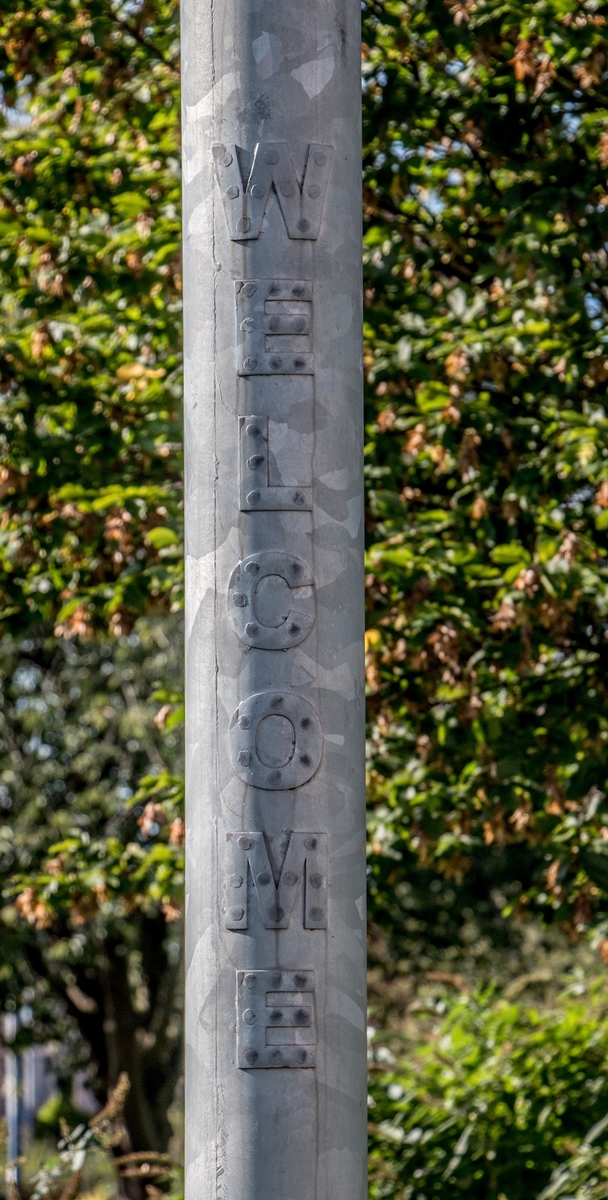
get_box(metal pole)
[181,1,366,1196]
[3,1013,20,1187]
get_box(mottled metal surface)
[181,0,366,1195]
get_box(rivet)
[268,770,281,784]
[283,871,297,886]
[241,318,255,331]
[237,750,251,767]
[292,492,305,505]
[246,423,261,437]
[268,282,281,295]
[291,562,302,574]
[304,837,317,850]
[311,906,323,921]
[271,695,283,708]
[245,561,260,574]
[268,905,285,922]
[246,491,261,506]
[233,592,247,607]
[294,973,308,988]
[243,1008,256,1024]
[264,150,280,165]
[212,144,227,161]
[247,454,265,469]
[245,622,259,637]
[308,184,321,198]
[238,835,253,850]
[293,317,306,333]
[293,357,306,370]
[281,181,296,197]
[270,972,282,987]
[238,714,251,729]
[268,317,280,332]
[256,871,271,887]
[244,973,258,988]
[242,283,257,297]
[292,283,305,296]
[244,1049,258,1065]
[250,182,266,198]
[226,184,239,199]
[314,152,327,166]
[294,1049,307,1065]
[269,1010,283,1024]
[269,1050,283,1065]
[269,356,283,370]
[300,717,311,729]
[288,623,300,635]
[237,217,251,233]
[229,873,243,888]
[243,357,258,372]
[299,753,311,766]
[230,906,244,921]
[297,218,311,233]
[310,873,323,888]
[294,1008,309,1025]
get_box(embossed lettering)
[239,416,312,512]
[227,551,314,649]
[225,831,327,929]
[236,279,313,376]
[237,969,316,1069]
[229,690,322,789]
[212,142,333,241]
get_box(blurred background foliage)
[0,0,608,1197]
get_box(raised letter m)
[225,831,327,929]
[212,142,333,241]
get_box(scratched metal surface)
[181,2,366,1197]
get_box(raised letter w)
[212,142,333,241]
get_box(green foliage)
[369,980,608,1200]
[362,0,608,939]
[0,1,182,633]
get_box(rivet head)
[232,591,247,607]
[244,1049,258,1065]
[256,871,272,887]
[269,1050,283,1065]
[238,836,253,850]
[243,1008,257,1024]
[244,973,258,988]
[243,357,258,371]
[270,972,282,987]
[245,561,260,574]
[304,836,317,850]
[268,770,281,784]
[237,217,251,233]
[308,184,321,198]
[271,695,283,708]
[314,152,327,166]
[264,150,280,165]
[294,1008,309,1025]
[242,283,257,297]
[247,454,265,469]
[269,1009,283,1024]
[292,283,305,296]
[300,753,311,766]
[268,317,280,332]
[297,218,311,233]
[291,562,302,575]
[293,317,306,333]
[294,973,308,988]
[288,623,300,635]
[269,356,283,370]
[238,714,251,729]
[245,622,259,637]
[250,182,266,198]
[280,181,295,197]
[229,873,243,888]
[246,491,261,506]
[310,872,323,888]
[283,871,297,886]
[241,318,255,331]
[311,906,324,921]
[268,282,281,295]
[293,357,306,370]
[301,717,311,729]
[246,423,261,437]
[213,145,233,167]
[226,184,239,199]
[229,906,244,921]
[268,905,285,922]
[294,1048,307,1065]
[238,750,251,767]
[292,491,305,505]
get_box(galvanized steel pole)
[181,1,366,1196]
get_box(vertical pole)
[181,1,366,1197]
[3,1013,20,1186]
